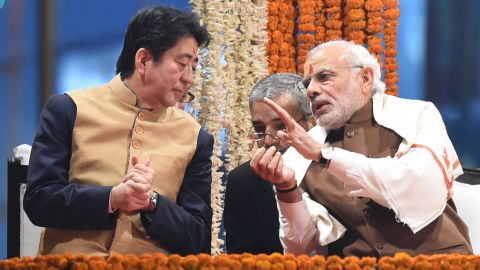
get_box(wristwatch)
[149,191,159,211]
[318,144,334,168]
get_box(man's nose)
[306,80,324,101]
[180,65,194,86]
[264,134,275,147]
[263,129,279,147]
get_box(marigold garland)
[314,0,326,48]
[266,0,400,96]
[365,0,384,72]
[344,0,367,45]
[324,4,342,41]
[267,0,297,74]
[297,0,317,73]
[383,0,400,96]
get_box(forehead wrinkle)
[306,48,351,76]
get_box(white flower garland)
[190,0,268,254]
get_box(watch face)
[322,146,334,159]
[150,192,159,209]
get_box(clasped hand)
[111,155,155,212]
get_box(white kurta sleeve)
[277,192,346,255]
[326,102,462,233]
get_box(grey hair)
[249,73,312,119]
[308,40,386,94]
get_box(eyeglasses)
[301,65,363,89]
[179,92,195,103]
[248,116,306,142]
[248,127,287,142]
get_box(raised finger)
[262,97,296,131]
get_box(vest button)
[138,112,145,120]
[132,140,141,149]
[346,130,356,138]
[135,126,144,135]
[375,241,384,250]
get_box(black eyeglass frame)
[248,116,308,142]
[179,92,195,103]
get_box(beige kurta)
[39,76,201,256]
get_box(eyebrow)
[251,118,283,125]
[313,67,336,73]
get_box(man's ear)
[135,48,151,75]
[360,66,374,94]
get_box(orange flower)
[365,0,384,11]
[347,9,366,21]
[299,15,315,24]
[348,31,366,44]
[284,260,297,270]
[325,20,342,29]
[346,0,365,9]
[383,9,400,19]
[326,7,342,19]
[346,20,367,31]
[296,255,313,270]
[383,0,399,8]
[311,255,327,270]
[326,0,342,6]
[269,2,279,14]
[299,24,316,32]
[326,30,343,40]
[326,255,344,270]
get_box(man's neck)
[123,77,154,110]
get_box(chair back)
[7,158,42,258]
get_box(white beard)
[315,77,365,131]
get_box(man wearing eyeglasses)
[24,7,213,256]
[176,92,195,110]
[224,73,345,254]
[251,40,472,256]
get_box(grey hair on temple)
[249,73,312,119]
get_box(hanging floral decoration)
[266,0,400,96]
[325,0,343,41]
[314,0,326,45]
[365,0,384,70]
[383,0,400,95]
[344,0,367,45]
[189,0,227,255]
[189,0,268,254]
[297,0,316,73]
[267,0,297,74]
[187,0,400,255]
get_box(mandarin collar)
[107,75,168,122]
